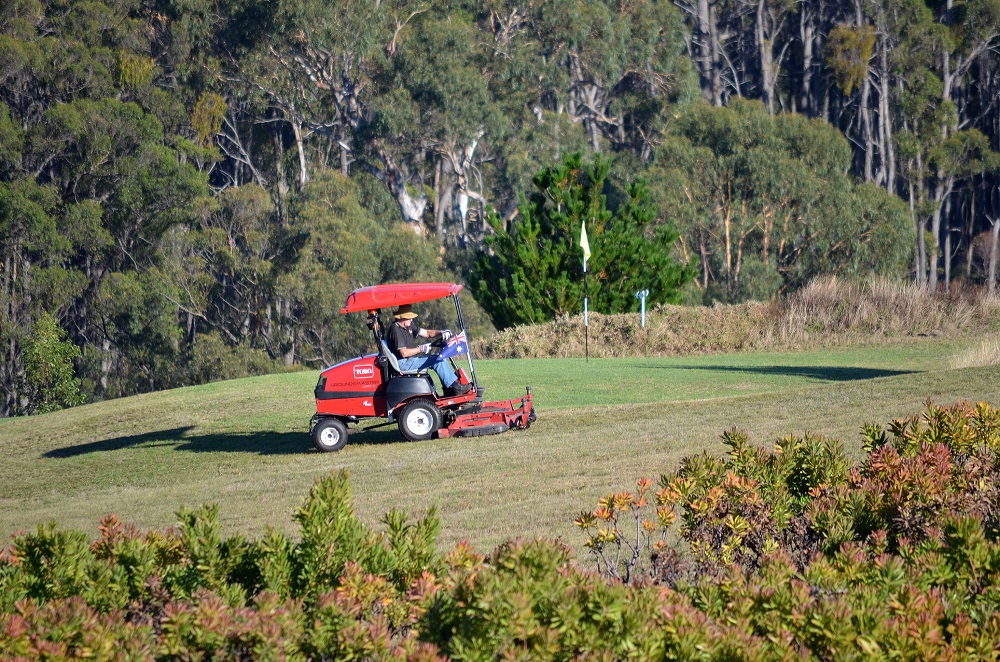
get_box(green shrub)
[18,313,84,415]
[187,332,283,385]
[575,400,1000,658]
[0,470,444,659]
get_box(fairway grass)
[2,337,999,552]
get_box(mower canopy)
[340,282,463,315]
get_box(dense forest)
[2,0,998,415]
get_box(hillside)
[3,337,999,551]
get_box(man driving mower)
[386,304,472,396]
[310,281,534,450]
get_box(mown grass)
[1,336,997,552]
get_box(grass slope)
[1,337,998,551]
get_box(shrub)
[6,404,1000,659]
[18,313,84,415]
[0,470,445,659]
[575,401,1000,658]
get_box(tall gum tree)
[253,0,431,226]
[377,13,503,242]
[650,99,913,302]
[482,0,695,156]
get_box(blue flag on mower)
[439,330,469,360]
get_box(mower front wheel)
[312,418,349,452]
[397,399,441,441]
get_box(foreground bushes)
[3,402,1000,659]
[577,400,1000,658]
[0,473,443,659]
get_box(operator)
[387,304,472,396]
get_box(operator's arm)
[390,325,431,357]
[416,328,443,339]
[388,323,428,358]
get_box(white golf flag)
[580,221,591,271]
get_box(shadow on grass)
[45,424,406,458]
[670,365,915,381]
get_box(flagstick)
[583,258,589,363]
[580,218,591,364]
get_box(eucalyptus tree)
[166,184,292,355]
[795,0,840,117]
[278,172,459,364]
[480,0,695,157]
[927,0,1000,289]
[375,12,505,242]
[673,0,735,106]
[0,181,78,415]
[252,0,433,225]
[651,99,912,301]
[891,4,1000,291]
[746,0,797,114]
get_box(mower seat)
[380,340,430,377]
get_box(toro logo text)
[353,365,375,380]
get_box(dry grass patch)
[478,277,1000,359]
[950,335,1000,369]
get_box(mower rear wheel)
[398,399,441,441]
[312,418,349,452]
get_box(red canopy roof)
[339,282,464,314]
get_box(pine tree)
[471,153,692,329]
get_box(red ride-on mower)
[309,282,536,452]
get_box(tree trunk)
[433,157,445,241]
[859,73,873,181]
[724,202,733,296]
[588,117,601,152]
[370,144,427,229]
[877,44,895,192]
[929,174,954,291]
[709,4,724,105]
[821,74,831,123]
[816,16,827,120]
[756,0,776,115]
[699,232,710,288]
[799,7,814,116]
[100,337,112,394]
[339,125,350,176]
[291,119,309,186]
[271,108,288,201]
[697,0,714,103]
[989,215,1000,296]
[912,172,926,287]
[966,189,976,278]
[943,196,953,291]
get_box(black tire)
[397,399,442,441]
[312,418,349,452]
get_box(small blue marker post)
[635,289,649,328]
